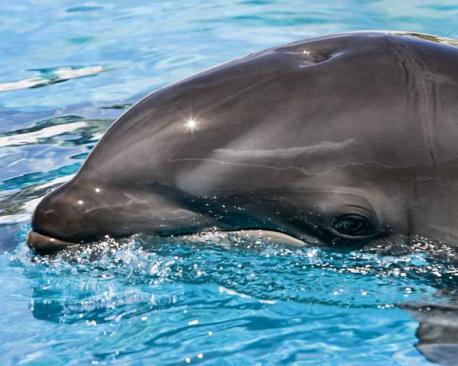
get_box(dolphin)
[27,31,458,254]
[26,30,458,364]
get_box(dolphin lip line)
[27,230,78,254]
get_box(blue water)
[1,1,458,365]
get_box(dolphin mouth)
[27,228,309,255]
[27,231,79,254]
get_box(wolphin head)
[28,31,458,253]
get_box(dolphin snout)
[27,180,187,254]
[28,181,97,253]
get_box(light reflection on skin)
[184,117,199,132]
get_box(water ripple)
[0,66,106,92]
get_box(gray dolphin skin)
[28,31,458,254]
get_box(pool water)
[1,1,458,365]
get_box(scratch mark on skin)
[213,138,355,159]
[168,158,309,174]
[168,158,419,179]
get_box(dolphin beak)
[27,230,78,254]
[27,182,79,254]
[28,179,98,254]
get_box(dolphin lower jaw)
[27,230,79,254]
[27,227,310,255]
[27,214,213,254]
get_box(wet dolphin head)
[28,31,458,253]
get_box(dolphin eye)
[330,214,375,237]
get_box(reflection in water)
[0,121,88,147]
[0,66,106,92]
[0,114,112,224]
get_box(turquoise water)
[1,1,458,365]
